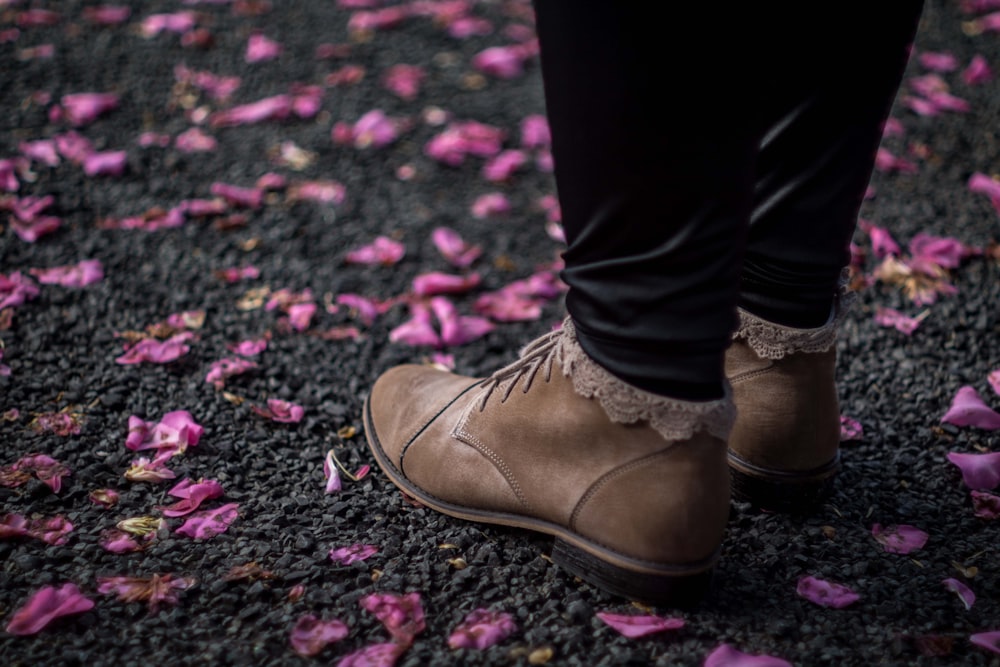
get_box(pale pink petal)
[860,221,901,258]
[346,236,405,265]
[839,415,863,441]
[158,478,224,517]
[472,45,524,78]
[336,642,405,667]
[140,11,198,37]
[412,272,481,296]
[246,32,282,62]
[473,289,542,322]
[431,227,482,268]
[175,502,239,539]
[175,127,217,153]
[963,55,993,85]
[520,114,551,149]
[29,259,103,288]
[703,644,793,667]
[5,583,94,635]
[871,523,929,554]
[360,592,425,644]
[287,180,346,205]
[970,631,1000,655]
[447,608,517,649]
[947,451,1000,489]
[99,528,148,553]
[795,576,859,608]
[918,51,958,72]
[205,357,257,389]
[482,149,527,182]
[941,386,1000,430]
[389,303,441,347]
[286,302,317,331]
[430,296,495,347]
[228,338,267,356]
[971,490,1000,518]
[470,192,511,218]
[330,543,378,565]
[596,611,684,638]
[874,307,922,335]
[290,614,349,657]
[209,95,292,127]
[115,333,193,365]
[875,147,918,173]
[60,92,118,126]
[448,16,493,39]
[89,488,120,508]
[382,64,425,101]
[124,457,176,483]
[19,139,61,166]
[324,450,343,494]
[210,182,263,209]
[943,578,976,610]
[83,150,127,177]
[909,232,975,269]
[252,398,305,423]
[82,5,131,25]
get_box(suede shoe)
[363,320,734,605]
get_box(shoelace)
[475,327,564,412]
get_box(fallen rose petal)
[97,573,195,613]
[970,631,1000,655]
[124,457,177,483]
[595,611,684,638]
[412,272,481,296]
[290,614,349,657]
[963,54,993,85]
[941,386,1000,429]
[175,127,217,153]
[448,15,493,39]
[246,32,282,62]
[919,50,958,71]
[382,64,425,100]
[947,451,1000,489]
[252,398,304,423]
[345,236,405,265]
[874,307,923,335]
[909,232,976,269]
[126,410,203,457]
[19,139,60,166]
[29,259,103,287]
[360,592,425,644]
[286,302,316,331]
[83,150,127,177]
[330,543,378,565]
[943,577,976,610]
[5,583,94,635]
[324,450,343,494]
[472,45,524,78]
[89,488,120,508]
[431,227,482,268]
[60,92,118,126]
[389,303,441,347]
[210,182,263,209]
[99,528,149,553]
[175,502,239,539]
[287,180,346,205]
[209,94,292,127]
[336,642,405,667]
[430,296,495,347]
[482,149,528,182]
[839,415,863,441]
[796,576,859,608]
[158,478,224,517]
[448,608,517,650]
[205,357,257,389]
[115,333,193,365]
[228,337,267,356]
[471,192,511,218]
[703,643,793,667]
[971,490,1000,518]
[140,11,198,37]
[871,523,929,554]
[82,5,131,25]
[13,453,71,492]
[520,114,550,149]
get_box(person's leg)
[365,3,756,604]
[727,2,925,509]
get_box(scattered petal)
[5,583,94,635]
[89,488,120,509]
[874,307,924,335]
[330,544,378,565]
[703,644,793,667]
[971,490,1000,519]
[970,631,1000,655]
[448,608,517,650]
[595,611,684,638]
[947,451,1000,489]
[431,227,482,268]
[943,578,976,610]
[796,576,859,608]
[97,574,195,613]
[336,642,405,667]
[346,236,405,266]
[360,591,425,644]
[252,398,304,423]
[941,386,1000,430]
[157,478,225,517]
[246,32,282,62]
[839,415,863,441]
[290,614,349,657]
[175,502,239,539]
[871,523,929,554]
[29,259,103,287]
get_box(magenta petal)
[290,614,349,657]
[412,272,481,297]
[336,642,405,667]
[874,307,922,335]
[971,490,1000,519]
[175,502,239,539]
[871,523,929,554]
[345,236,406,265]
[941,386,1000,429]
[971,631,1000,655]
[943,578,976,610]
[360,592,425,644]
[596,611,684,638]
[703,643,793,667]
[839,415,863,441]
[988,369,1000,397]
[5,583,94,635]
[329,543,378,565]
[795,576,859,608]
[430,297,494,347]
[947,452,1000,489]
[447,608,517,650]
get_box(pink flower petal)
[115,332,194,364]
[345,236,405,265]
[947,451,1000,489]
[287,180,346,205]
[175,127,217,153]
[175,502,239,539]
[839,415,863,441]
[209,94,292,127]
[595,611,684,638]
[431,227,482,268]
[412,272,481,297]
[360,592,425,644]
[871,523,929,554]
[941,386,1000,430]
[470,192,511,219]
[447,608,517,650]
[918,51,958,72]
[290,614,349,657]
[963,55,993,85]
[83,150,127,177]
[29,259,103,287]
[5,583,94,635]
[157,478,224,517]
[703,643,793,667]
[336,642,405,667]
[60,92,118,126]
[124,457,176,483]
[204,357,258,389]
[795,576,859,608]
[874,307,922,335]
[971,490,1000,518]
[89,488,120,508]
[943,578,976,610]
[430,296,495,347]
[382,64,425,101]
[246,32,282,63]
[389,303,441,348]
[96,574,195,613]
[330,543,378,565]
[482,149,528,182]
[99,528,149,553]
[520,114,551,149]
[970,631,1000,655]
[472,45,525,79]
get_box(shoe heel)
[551,539,714,607]
[728,453,838,513]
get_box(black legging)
[533,2,925,400]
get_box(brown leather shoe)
[363,320,734,606]
[725,305,845,512]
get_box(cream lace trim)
[479,319,735,441]
[733,285,856,360]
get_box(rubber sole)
[363,395,717,607]
[728,449,839,513]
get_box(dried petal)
[871,523,929,554]
[330,544,378,565]
[89,488,120,508]
[971,630,1000,655]
[795,576,859,608]
[97,573,195,613]
[290,614,349,657]
[595,611,684,638]
[971,490,1000,518]
[5,583,94,635]
[839,415,863,441]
